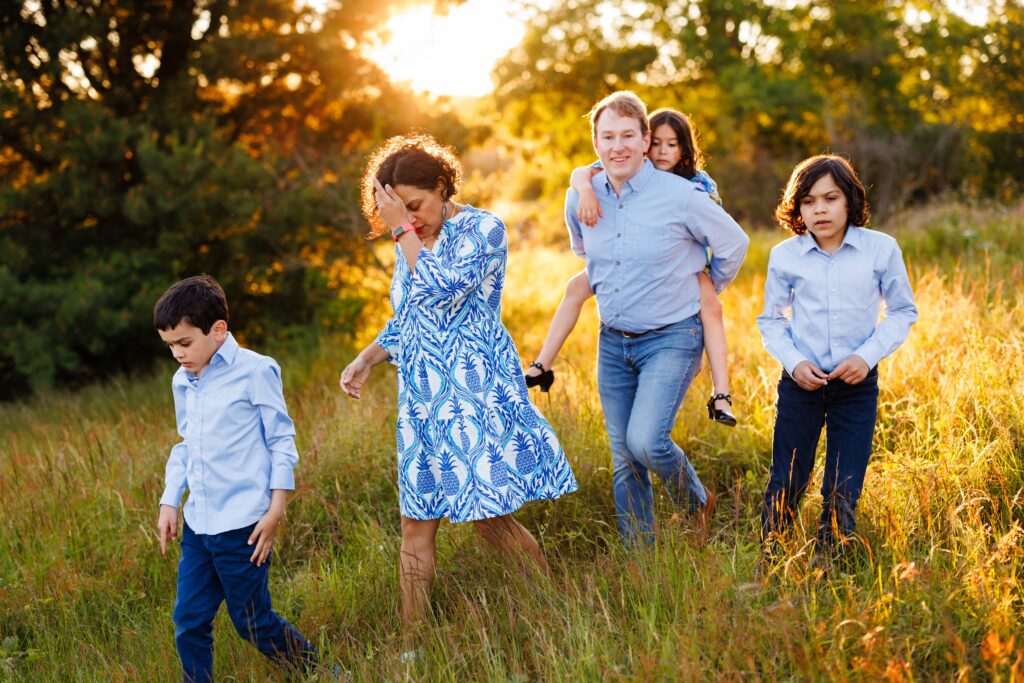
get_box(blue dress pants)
[761,368,879,548]
[173,522,318,682]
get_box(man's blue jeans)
[174,522,318,683]
[761,368,879,548]
[598,315,708,544]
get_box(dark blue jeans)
[761,368,879,548]
[174,522,318,683]
[598,315,708,545]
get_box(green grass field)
[1,201,1021,681]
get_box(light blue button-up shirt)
[565,159,749,333]
[757,226,918,375]
[159,333,299,535]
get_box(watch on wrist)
[391,222,415,241]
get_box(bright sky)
[366,0,527,98]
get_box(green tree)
[0,0,468,394]
[493,0,1023,226]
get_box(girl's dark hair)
[648,108,704,180]
[360,132,463,238]
[774,154,871,235]
[153,275,228,333]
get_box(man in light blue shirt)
[154,275,319,682]
[756,154,918,565]
[565,91,749,545]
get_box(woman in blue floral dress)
[340,133,577,638]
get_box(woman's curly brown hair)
[360,132,463,238]
[774,154,871,235]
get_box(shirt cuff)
[852,339,885,371]
[159,486,184,508]
[270,463,296,491]
[780,350,809,376]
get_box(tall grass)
[1,202,1021,680]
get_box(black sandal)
[707,393,736,427]
[524,361,555,392]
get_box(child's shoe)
[707,393,736,427]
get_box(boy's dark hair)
[153,275,229,333]
[648,108,704,180]
[774,154,871,235]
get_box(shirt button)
[615,288,620,292]
[616,260,621,265]
[617,233,622,237]
[618,204,623,209]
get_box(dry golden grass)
[0,201,1021,680]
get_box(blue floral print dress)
[375,205,578,522]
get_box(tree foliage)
[0,0,468,394]
[494,0,1023,224]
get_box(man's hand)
[158,504,178,556]
[792,361,829,391]
[248,490,287,566]
[828,355,870,384]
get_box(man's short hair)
[589,91,649,138]
[153,275,229,333]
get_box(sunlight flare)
[367,0,526,97]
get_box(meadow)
[0,201,1021,681]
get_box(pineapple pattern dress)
[375,206,578,522]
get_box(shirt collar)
[601,158,656,197]
[797,224,862,255]
[215,332,239,366]
[183,332,238,382]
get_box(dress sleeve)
[407,212,507,310]
[374,316,401,366]
[692,171,723,206]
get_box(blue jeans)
[174,522,318,683]
[761,368,879,548]
[598,315,708,545]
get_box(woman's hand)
[373,176,412,231]
[340,356,372,399]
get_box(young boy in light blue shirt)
[757,155,918,565]
[154,275,319,682]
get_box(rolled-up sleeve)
[685,191,749,292]
[853,243,918,368]
[564,189,586,258]
[250,358,298,491]
[757,249,809,375]
[159,377,189,508]
[408,214,506,310]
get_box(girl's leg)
[399,516,442,631]
[697,272,732,415]
[472,514,552,578]
[525,270,594,377]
